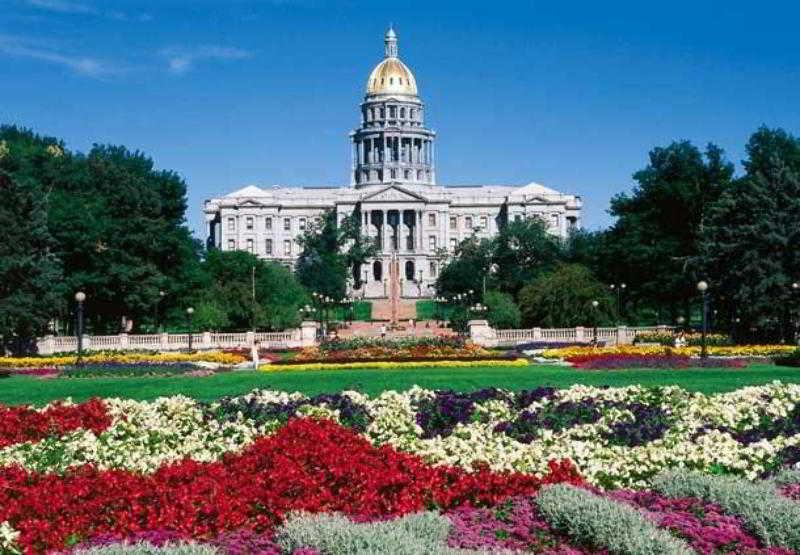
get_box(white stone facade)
[203,28,582,299]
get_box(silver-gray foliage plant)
[535,484,693,555]
[72,541,219,555]
[652,469,800,551]
[275,511,465,555]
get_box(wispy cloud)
[160,45,252,75]
[23,0,152,22]
[0,34,123,78]
[25,0,93,14]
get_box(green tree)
[435,235,494,299]
[0,126,201,333]
[193,250,307,331]
[518,264,615,328]
[296,209,377,299]
[483,290,521,329]
[700,127,800,342]
[0,170,63,354]
[607,141,734,323]
[492,217,562,297]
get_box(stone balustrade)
[35,321,319,355]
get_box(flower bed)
[775,348,800,367]
[0,350,246,369]
[294,336,493,362]
[543,344,796,360]
[260,358,529,372]
[634,331,732,346]
[4,387,800,553]
[0,418,579,553]
[6,383,800,489]
[566,353,749,369]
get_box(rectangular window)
[246,238,254,253]
[265,239,272,255]
[465,216,473,229]
[551,214,560,228]
[246,217,254,231]
[283,218,291,231]
[227,239,235,250]
[389,106,397,118]
[449,216,457,230]
[428,236,437,250]
[265,217,272,230]
[428,213,436,226]
[227,218,235,231]
[299,217,307,230]
[480,216,488,229]
[450,238,457,250]
[283,239,291,256]
[429,261,437,277]
[514,214,522,222]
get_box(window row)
[448,215,490,230]
[226,216,320,232]
[227,238,294,256]
[364,104,419,122]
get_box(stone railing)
[469,321,673,347]
[35,322,318,355]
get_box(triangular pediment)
[361,184,427,203]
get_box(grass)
[0,363,797,406]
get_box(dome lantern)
[384,25,398,58]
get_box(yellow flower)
[0,351,246,368]
[259,358,529,372]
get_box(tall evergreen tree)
[0,171,63,354]
[607,141,734,322]
[700,127,800,342]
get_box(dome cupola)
[366,26,418,97]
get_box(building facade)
[204,28,583,299]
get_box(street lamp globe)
[793,282,799,290]
[591,300,599,308]
[75,291,86,303]
[609,284,615,290]
[697,280,709,292]
[186,307,194,315]
[621,283,627,290]
[159,290,166,298]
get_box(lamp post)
[697,281,709,358]
[591,300,599,344]
[609,283,626,323]
[155,290,165,333]
[75,291,86,365]
[792,282,799,344]
[483,263,499,297]
[186,307,194,350]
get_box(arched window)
[400,107,406,119]
[368,108,373,120]
[373,261,383,282]
[405,260,415,281]
[410,108,415,119]
[380,107,385,118]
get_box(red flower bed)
[567,353,748,369]
[0,399,111,449]
[0,418,583,554]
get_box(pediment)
[361,185,426,203]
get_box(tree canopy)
[518,264,616,328]
[699,127,800,342]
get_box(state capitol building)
[204,28,583,299]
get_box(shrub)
[276,512,456,555]
[535,484,693,554]
[483,290,521,329]
[651,470,800,550]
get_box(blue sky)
[2,0,799,236]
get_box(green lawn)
[1,363,798,406]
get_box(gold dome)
[366,58,418,96]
